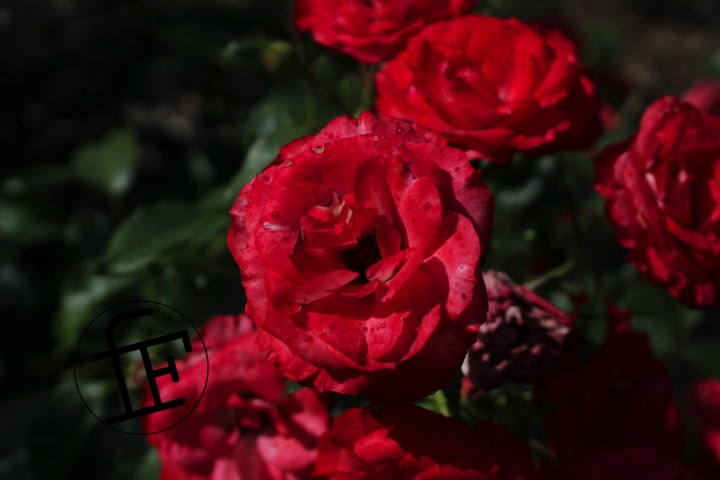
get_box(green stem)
[288,10,319,129]
[529,438,558,463]
[524,257,576,291]
[354,63,377,116]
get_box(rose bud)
[461,270,573,398]
[375,15,602,164]
[595,96,720,308]
[143,314,330,480]
[228,112,494,404]
[313,405,537,479]
[295,0,476,64]
[536,306,684,461]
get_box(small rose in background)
[375,15,602,164]
[536,306,684,461]
[295,0,476,64]
[682,78,720,115]
[595,96,720,309]
[228,112,493,404]
[461,270,573,398]
[313,405,537,479]
[143,314,330,480]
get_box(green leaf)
[0,199,58,246]
[102,200,228,273]
[2,165,72,196]
[55,272,137,349]
[222,123,310,204]
[131,449,160,480]
[71,129,138,196]
[682,339,720,377]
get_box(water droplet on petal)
[373,141,379,146]
[396,128,402,133]
[321,332,327,337]
[381,323,386,328]
[284,161,294,167]
[272,211,279,217]
[312,145,325,154]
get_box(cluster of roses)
[143,0,720,478]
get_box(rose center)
[342,233,382,281]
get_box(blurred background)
[1,0,719,478]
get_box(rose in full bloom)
[595,97,720,308]
[375,15,602,164]
[536,306,684,460]
[143,314,330,480]
[691,379,720,465]
[461,270,573,397]
[682,78,720,115]
[313,405,537,479]
[294,0,476,64]
[228,112,494,404]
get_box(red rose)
[536,306,683,460]
[540,448,689,480]
[682,78,720,115]
[295,0,476,64]
[375,15,602,164]
[691,379,720,465]
[143,314,330,480]
[313,405,537,479]
[228,112,494,404]
[461,270,573,397]
[595,97,720,308]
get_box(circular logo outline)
[73,300,209,435]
